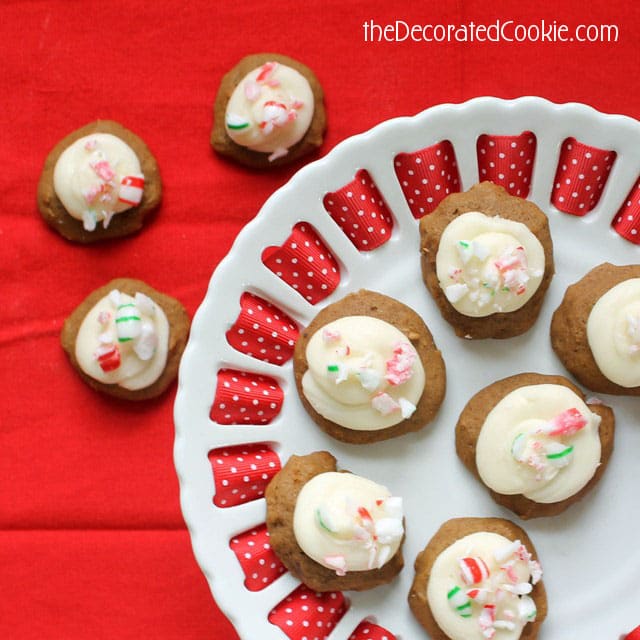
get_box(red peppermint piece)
[268,584,348,640]
[394,140,461,218]
[226,292,299,365]
[624,625,640,640]
[323,169,394,250]
[208,443,281,508]
[118,174,145,206]
[460,556,491,585]
[551,137,616,216]
[612,177,640,244]
[95,344,121,372]
[262,222,340,304]
[476,131,536,198]
[210,369,284,425]
[349,620,397,640]
[229,523,287,591]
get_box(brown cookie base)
[37,120,162,243]
[455,373,615,519]
[551,262,640,395]
[211,53,326,169]
[265,451,404,592]
[61,278,189,400]
[293,289,446,444]
[420,182,555,339]
[408,517,547,640]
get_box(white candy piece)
[374,517,404,544]
[517,594,537,620]
[133,322,158,361]
[115,302,142,342]
[134,291,156,317]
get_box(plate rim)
[174,96,640,640]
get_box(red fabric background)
[0,0,637,637]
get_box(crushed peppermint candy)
[445,282,470,303]
[538,407,587,436]
[315,496,403,575]
[446,539,541,636]
[371,392,401,415]
[322,327,341,343]
[323,555,347,576]
[385,342,417,385]
[357,367,382,392]
[510,407,589,481]
[398,397,417,419]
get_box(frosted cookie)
[37,120,161,243]
[551,262,640,395]
[420,182,554,339]
[211,53,326,168]
[61,278,189,400]
[409,517,547,640]
[292,289,446,443]
[266,451,404,592]
[455,373,615,518]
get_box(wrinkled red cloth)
[0,0,637,638]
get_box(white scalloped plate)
[174,97,640,640]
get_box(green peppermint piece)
[226,113,251,130]
[546,444,574,460]
[316,508,336,533]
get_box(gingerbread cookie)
[420,182,554,339]
[455,373,615,519]
[409,517,547,640]
[211,53,326,168]
[61,278,189,400]
[292,289,446,444]
[38,120,161,243]
[551,262,640,395]
[266,451,405,592]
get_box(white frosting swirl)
[436,212,545,317]
[293,471,403,574]
[587,277,640,388]
[427,532,541,640]
[75,289,169,390]
[225,61,314,161]
[301,316,425,430]
[475,384,601,503]
[53,133,144,231]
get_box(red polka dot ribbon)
[612,177,640,244]
[262,222,341,304]
[268,584,348,640]
[226,292,299,365]
[229,523,287,591]
[323,169,394,250]
[210,369,284,425]
[349,620,396,640]
[476,132,536,198]
[551,137,616,216]
[208,443,281,508]
[624,625,640,640]
[394,140,461,218]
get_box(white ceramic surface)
[174,97,640,640]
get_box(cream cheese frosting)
[293,471,403,575]
[436,212,545,317]
[301,316,425,430]
[225,61,314,161]
[75,289,169,390]
[53,133,145,232]
[427,532,541,640]
[587,277,640,388]
[475,384,601,504]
